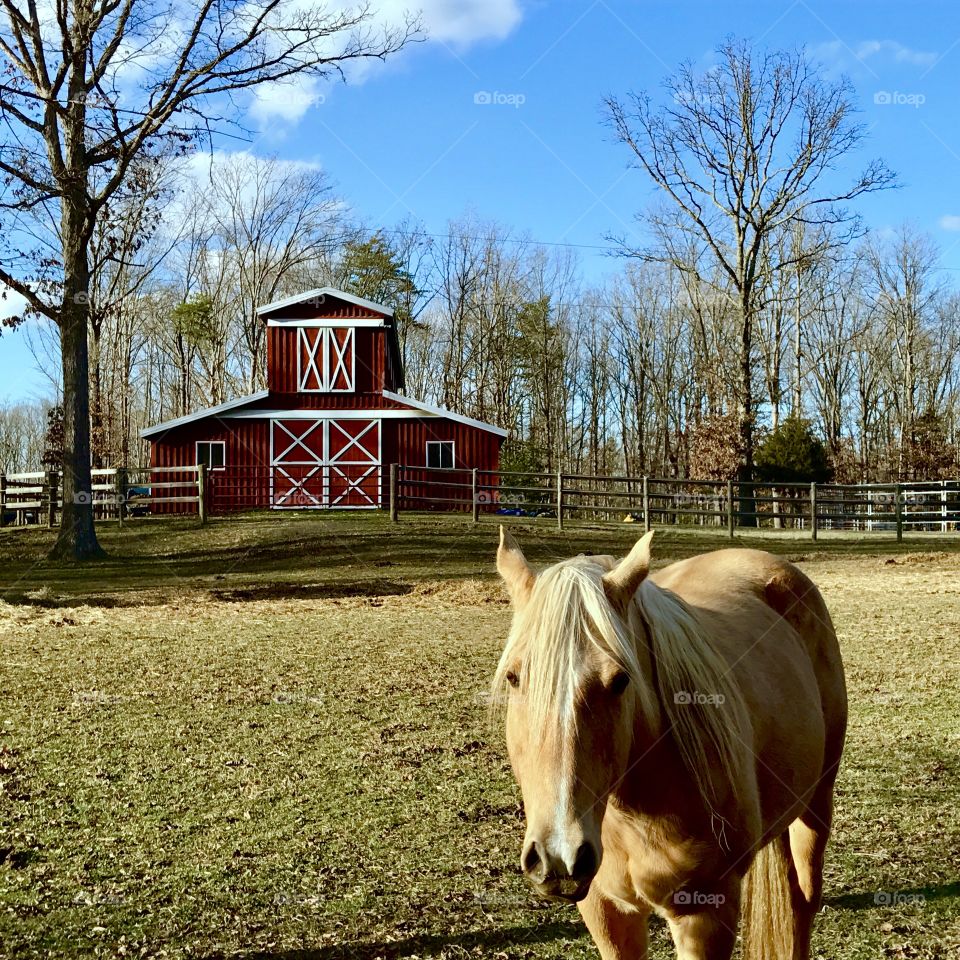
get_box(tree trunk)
[51,229,103,560]
[50,77,104,561]
[738,293,757,526]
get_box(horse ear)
[497,526,535,606]
[602,531,654,612]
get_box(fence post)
[0,473,6,529]
[197,463,208,524]
[726,478,734,538]
[115,466,128,526]
[942,479,948,534]
[556,469,564,530]
[45,469,58,528]
[809,482,818,541]
[471,467,480,523]
[895,483,903,542]
[389,463,399,522]
[642,476,651,533]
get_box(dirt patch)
[878,551,957,566]
[207,580,413,603]
[407,578,507,607]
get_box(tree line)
[1,25,958,556]
[6,197,959,486]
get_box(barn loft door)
[297,327,355,392]
[270,417,380,509]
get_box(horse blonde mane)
[635,576,752,834]
[493,554,751,832]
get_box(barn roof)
[141,389,508,439]
[255,287,394,318]
[141,390,270,439]
[382,391,509,438]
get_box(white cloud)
[813,39,938,70]
[412,0,522,47]
[183,149,323,178]
[0,287,28,322]
[854,40,937,67]
[939,215,960,231]
[249,76,326,127]
[244,1,523,128]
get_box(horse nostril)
[571,841,598,881]
[521,841,543,879]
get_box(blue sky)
[3,0,960,402]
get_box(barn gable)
[259,287,404,394]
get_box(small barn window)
[196,441,226,471]
[426,441,455,470]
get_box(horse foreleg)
[577,886,650,959]
[664,877,740,960]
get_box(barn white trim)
[266,317,386,329]
[256,287,394,318]
[140,390,269,439]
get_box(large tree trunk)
[50,84,104,561]
[51,246,103,560]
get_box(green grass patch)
[0,514,958,957]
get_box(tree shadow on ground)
[211,920,587,959]
[826,879,960,912]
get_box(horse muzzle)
[528,876,593,903]
[521,838,599,903]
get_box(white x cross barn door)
[326,419,381,507]
[270,418,381,508]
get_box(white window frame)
[195,440,226,471]
[426,440,455,470]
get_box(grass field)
[1,513,959,958]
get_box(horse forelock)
[494,555,657,738]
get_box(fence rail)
[0,465,204,528]
[391,465,960,540]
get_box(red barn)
[142,288,506,511]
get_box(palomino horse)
[494,529,847,960]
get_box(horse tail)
[741,836,794,960]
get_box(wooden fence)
[391,465,960,541]
[0,465,204,528]
[3,462,959,541]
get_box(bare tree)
[866,225,943,478]
[605,38,895,493]
[0,0,419,558]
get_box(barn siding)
[151,420,270,513]
[389,419,501,511]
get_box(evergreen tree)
[755,417,832,484]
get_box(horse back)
[652,548,848,808]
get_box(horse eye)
[609,672,630,696]
[506,670,520,689]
